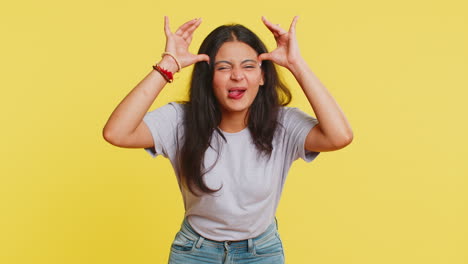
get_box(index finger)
[175,18,199,36]
[261,16,286,37]
[182,18,203,39]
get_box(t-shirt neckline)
[218,126,249,136]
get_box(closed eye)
[216,66,231,71]
[243,64,258,70]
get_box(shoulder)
[167,101,187,112]
[278,106,314,124]
[275,106,319,141]
[153,101,187,118]
[278,105,305,115]
[144,101,188,127]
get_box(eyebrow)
[213,59,258,66]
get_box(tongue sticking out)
[228,90,245,99]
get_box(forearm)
[289,58,353,145]
[103,57,177,141]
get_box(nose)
[230,68,244,81]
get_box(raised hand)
[258,16,302,71]
[163,16,209,69]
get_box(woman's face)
[212,41,264,116]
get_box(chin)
[221,101,252,114]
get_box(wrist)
[157,57,179,73]
[288,57,309,78]
[162,52,182,72]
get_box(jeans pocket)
[254,233,284,257]
[170,231,196,254]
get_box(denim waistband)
[179,218,278,250]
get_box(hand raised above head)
[258,16,303,71]
[163,16,209,70]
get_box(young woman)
[103,16,353,264]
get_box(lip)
[227,87,247,100]
[228,87,247,91]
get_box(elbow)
[102,126,120,146]
[342,131,354,147]
[343,132,354,147]
[102,127,113,144]
[331,131,354,150]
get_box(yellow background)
[1,0,467,263]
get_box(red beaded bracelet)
[152,64,174,83]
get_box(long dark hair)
[178,24,292,196]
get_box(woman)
[103,16,353,264]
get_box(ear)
[260,65,265,86]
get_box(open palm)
[163,17,209,69]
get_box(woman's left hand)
[258,16,303,72]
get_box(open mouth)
[228,88,246,99]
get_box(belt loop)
[247,238,254,253]
[195,236,205,249]
[275,217,279,230]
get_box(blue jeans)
[168,218,285,264]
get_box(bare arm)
[290,59,353,151]
[102,58,176,148]
[102,17,209,148]
[260,16,353,152]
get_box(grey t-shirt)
[143,102,320,241]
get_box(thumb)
[195,54,210,63]
[258,52,273,62]
[184,54,210,68]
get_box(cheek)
[248,72,263,84]
[212,73,226,88]
[212,75,226,98]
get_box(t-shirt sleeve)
[142,102,183,158]
[281,107,320,162]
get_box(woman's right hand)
[162,16,209,70]
[103,17,208,148]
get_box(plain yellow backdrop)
[1,0,467,263]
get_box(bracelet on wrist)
[152,64,173,83]
[161,52,181,72]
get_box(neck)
[219,109,249,133]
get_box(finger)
[195,54,210,63]
[258,52,273,62]
[187,18,202,35]
[288,16,299,34]
[261,16,287,37]
[175,18,198,36]
[182,18,202,40]
[261,16,277,34]
[178,19,199,40]
[164,16,171,37]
